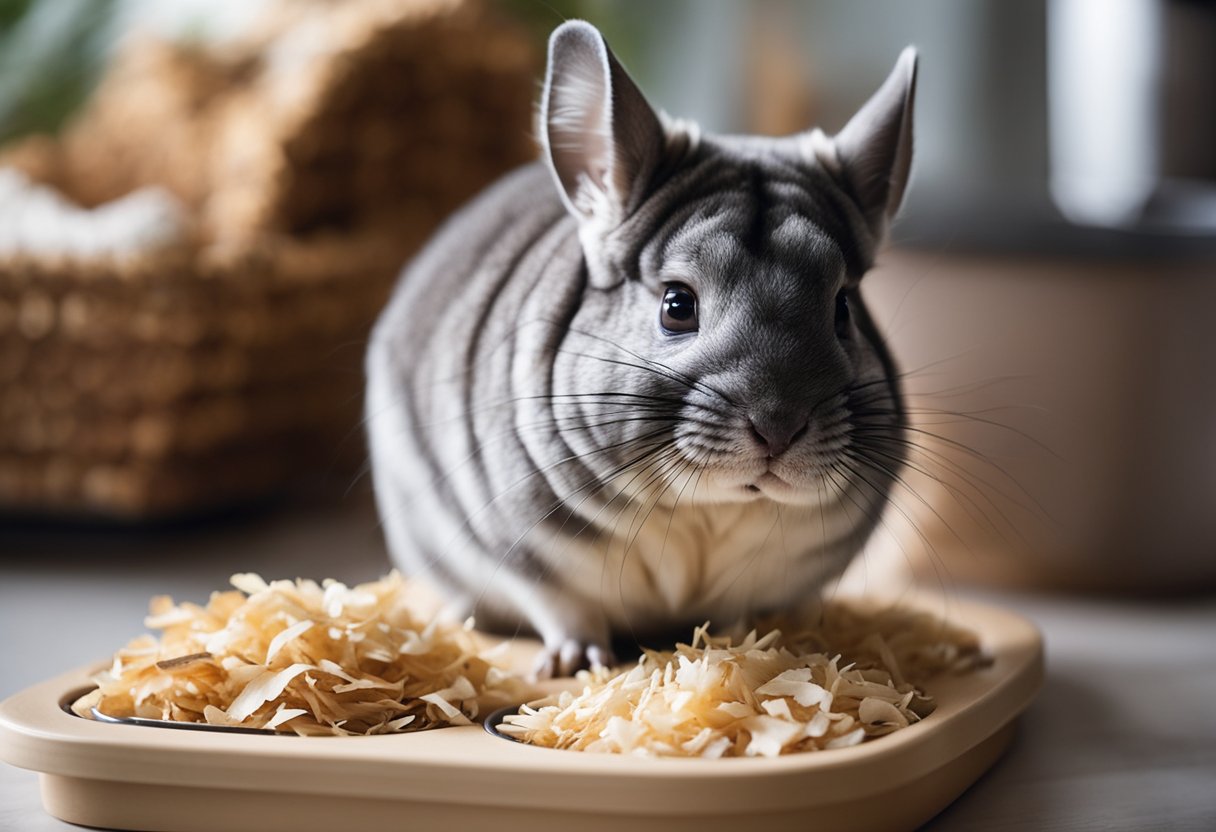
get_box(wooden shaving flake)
[73,572,525,735]
[499,605,982,758]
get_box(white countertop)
[2,495,1214,831]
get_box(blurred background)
[1,1,1215,827]
[2,0,1215,587]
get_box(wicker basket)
[0,0,538,518]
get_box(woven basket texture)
[0,0,538,517]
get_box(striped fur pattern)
[367,22,918,674]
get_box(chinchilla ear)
[540,21,667,230]
[815,47,918,243]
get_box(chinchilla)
[367,20,916,675]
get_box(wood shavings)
[72,572,525,735]
[499,603,983,758]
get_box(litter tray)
[0,595,1042,832]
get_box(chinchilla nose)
[747,412,809,458]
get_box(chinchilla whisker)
[620,447,691,552]
[650,462,710,631]
[603,447,682,561]
[421,418,675,503]
[818,465,863,552]
[554,348,718,402]
[849,389,1048,453]
[851,418,1024,472]
[715,501,783,611]
[673,412,736,436]
[873,351,991,386]
[468,442,687,619]
[673,435,736,453]
[815,472,865,598]
[526,391,688,405]
[843,359,960,399]
[545,444,689,565]
[831,456,955,594]
[543,444,695,629]
[579,445,687,562]
[568,346,733,410]
[406,391,684,431]
[680,437,736,456]
[848,440,1006,535]
[479,436,681,551]
[850,366,1038,401]
[817,464,856,554]
[343,456,376,499]
[775,503,792,598]
[848,389,1015,419]
[470,409,678,439]
[405,427,678,561]
[549,414,681,432]
[548,444,689,558]
[906,376,1042,402]
[559,323,736,406]
[866,409,1042,429]
[849,428,1023,518]
[645,458,702,584]
[850,397,1059,460]
[654,460,704,589]
[614,451,692,639]
[827,459,952,595]
[849,437,1041,544]
[382,414,676,515]
[850,426,1050,522]
[532,407,713,435]
[843,446,977,550]
[397,309,670,392]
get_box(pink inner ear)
[544,44,614,207]
[541,21,668,224]
[591,163,610,190]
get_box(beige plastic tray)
[0,595,1042,832]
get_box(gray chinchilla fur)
[366,20,917,675]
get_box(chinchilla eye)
[834,289,850,338]
[660,284,698,334]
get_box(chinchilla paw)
[532,638,616,679]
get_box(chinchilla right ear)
[539,21,667,240]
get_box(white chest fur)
[549,494,857,632]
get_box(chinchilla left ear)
[539,20,667,232]
[810,47,918,245]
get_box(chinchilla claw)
[533,639,615,679]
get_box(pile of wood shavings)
[499,603,982,757]
[72,572,525,735]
